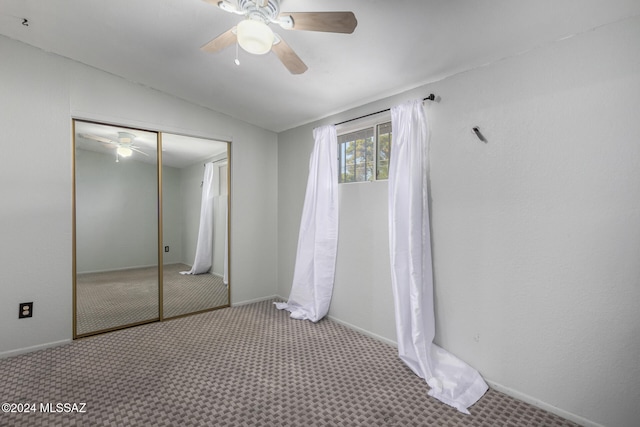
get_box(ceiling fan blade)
[130,147,149,156]
[271,37,308,74]
[201,28,237,53]
[283,12,357,34]
[81,134,115,144]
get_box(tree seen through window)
[338,122,392,183]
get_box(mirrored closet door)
[161,133,230,319]
[73,120,230,338]
[73,121,159,336]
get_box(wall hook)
[22,18,29,26]
[472,126,487,143]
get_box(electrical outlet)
[19,302,33,319]
[164,246,169,252]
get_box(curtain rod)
[334,94,436,127]
[204,158,227,166]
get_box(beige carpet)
[76,263,228,335]
[1,299,578,426]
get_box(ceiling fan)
[201,0,358,74]
[80,131,149,162]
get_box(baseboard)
[231,294,282,307]
[327,315,398,348]
[0,339,71,360]
[78,264,158,275]
[485,379,601,427]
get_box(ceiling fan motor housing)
[238,0,280,21]
[117,132,136,145]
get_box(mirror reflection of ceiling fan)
[201,0,358,74]
[81,132,149,162]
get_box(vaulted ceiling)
[1,0,639,133]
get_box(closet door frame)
[72,119,231,339]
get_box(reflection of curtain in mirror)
[182,163,215,275]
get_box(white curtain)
[181,162,215,275]
[388,99,488,414]
[275,125,339,322]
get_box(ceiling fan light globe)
[237,19,274,55]
[117,146,133,158]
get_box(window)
[338,120,392,183]
[376,121,392,180]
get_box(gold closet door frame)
[72,119,231,339]
[157,131,164,321]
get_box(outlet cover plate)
[19,302,33,318]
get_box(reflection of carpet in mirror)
[76,263,228,335]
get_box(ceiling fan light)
[117,146,133,158]
[237,19,274,55]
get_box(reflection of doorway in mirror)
[161,135,230,319]
[212,163,228,284]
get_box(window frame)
[336,112,392,184]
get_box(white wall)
[75,149,158,273]
[162,164,184,265]
[277,16,640,427]
[0,36,278,356]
